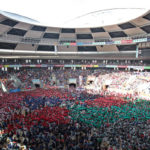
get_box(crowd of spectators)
[0,87,150,150]
[0,67,150,149]
[0,68,94,90]
[89,71,150,99]
[1,68,150,99]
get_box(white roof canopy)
[0,0,149,28]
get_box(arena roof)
[0,1,150,59]
[0,9,150,44]
[0,0,149,28]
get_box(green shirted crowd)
[69,99,150,128]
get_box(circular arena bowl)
[0,8,150,60]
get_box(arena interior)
[0,7,150,150]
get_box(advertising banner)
[121,40,133,44]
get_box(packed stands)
[0,67,150,150]
[1,9,150,150]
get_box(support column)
[136,45,139,58]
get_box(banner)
[94,65,99,68]
[1,64,150,70]
[106,65,117,68]
[106,41,114,45]
[36,65,41,67]
[118,66,127,68]
[77,42,83,46]
[114,41,121,44]
[121,40,133,44]
[133,38,147,43]
[144,66,150,70]
[9,88,21,93]
[70,43,76,46]
[60,37,148,46]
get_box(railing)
[0,33,150,45]
[0,49,136,54]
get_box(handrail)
[0,33,150,45]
